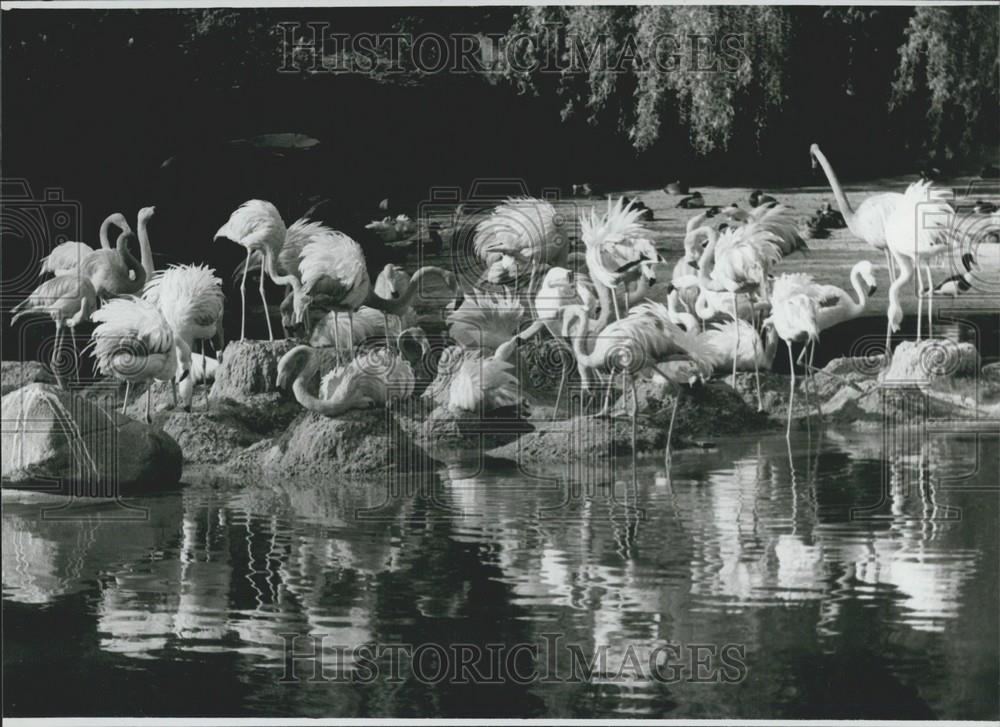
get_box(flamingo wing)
[299,231,371,309]
[39,241,94,276]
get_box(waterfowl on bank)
[677,191,705,209]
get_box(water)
[3,431,998,719]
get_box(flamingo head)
[137,206,156,225]
[397,327,431,365]
[856,260,877,296]
[292,291,313,324]
[276,345,316,390]
[809,143,820,168]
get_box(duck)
[664,180,689,196]
[749,190,777,207]
[677,191,705,209]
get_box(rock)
[881,340,979,385]
[409,404,535,458]
[982,362,1000,383]
[257,408,440,478]
[160,409,260,464]
[2,383,182,493]
[209,339,295,402]
[1,361,56,396]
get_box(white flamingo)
[143,264,225,411]
[10,275,98,387]
[474,198,568,290]
[64,207,155,301]
[814,260,878,332]
[39,212,132,277]
[427,291,527,417]
[214,200,301,341]
[561,300,716,458]
[693,224,781,397]
[765,274,821,438]
[886,180,955,342]
[811,143,905,352]
[277,328,430,417]
[89,297,191,423]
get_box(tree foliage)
[891,6,1000,158]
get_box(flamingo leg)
[753,329,762,411]
[201,339,207,384]
[732,292,740,384]
[810,340,822,422]
[122,382,130,414]
[915,262,924,343]
[786,341,795,440]
[332,313,341,365]
[145,386,152,424]
[612,291,621,321]
[552,343,568,421]
[883,249,896,359]
[629,373,637,468]
[259,268,274,342]
[665,383,681,468]
[51,323,65,389]
[239,248,250,341]
[383,312,391,351]
[348,312,355,359]
[925,265,934,339]
[171,380,178,409]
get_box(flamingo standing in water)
[143,264,225,411]
[277,328,430,417]
[89,297,190,423]
[886,180,955,342]
[39,212,132,277]
[765,274,821,438]
[214,200,301,341]
[810,144,904,353]
[10,275,98,387]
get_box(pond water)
[3,430,998,719]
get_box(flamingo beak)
[868,284,878,297]
[178,368,190,383]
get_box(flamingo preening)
[39,212,132,277]
[810,144,905,353]
[143,264,225,410]
[886,180,956,342]
[10,275,98,387]
[765,274,821,438]
[581,197,660,322]
[89,297,191,423]
[473,197,568,290]
[429,291,527,417]
[277,328,430,417]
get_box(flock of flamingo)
[10,143,972,455]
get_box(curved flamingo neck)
[887,250,912,331]
[265,245,300,292]
[116,233,146,289]
[848,265,869,313]
[98,213,124,250]
[811,145,857,228]
[136,215,155,277]
[289,351,354,416]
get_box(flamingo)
[810,144,905,352]
[39,212,132,277]
[581,197,659,322]
[692,224,781,395]
[366,265,457,335]
[814,260,878,332]
[561,300,716,459]
[886,180,955,342]
[214,200,301,341]
[514,266,599,417]
[70,207,155,301]
[10,275,98,387]
[427,291,527,417]
[143,264,225,411]
[277,328,430,417]
[473,198,568,291]
[764,274,821,438]
[89,297,191,423]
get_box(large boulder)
[1,361,56,397]
[881,339,979,386]
[2,384,182,493]
[256,408,440,479]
